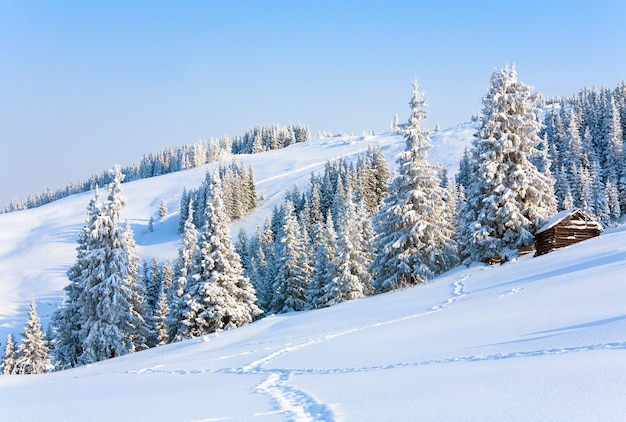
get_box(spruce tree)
[52,187,103,369]
[308,214,338,309]
[14,299,53,375]
[271,200,311,313]
[77,166,146,364]
[124,220,149,352]
[459,65,556,263]
[248,220,274,314]
[155,288,169,346]
[605,97,625,214]
[372,81,458,292]
[167,201,199,341]
[176,173,260,339]
[158,199,168,222]
[1,334,17,374]
[322,190,373,306]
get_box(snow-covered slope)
[3,123,624,420]
[1,226,625,420]
[0,124,473,340]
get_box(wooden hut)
[534,209,603,256]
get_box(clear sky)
[1,0,625,207]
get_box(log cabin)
[534,208,603,257]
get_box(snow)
[2,123,625,420]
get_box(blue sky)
[1,0,625,206]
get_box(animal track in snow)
[496,287,525,299]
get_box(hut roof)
[536,208,603,235]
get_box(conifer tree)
[391,113,401,133]
[246,165,258,211]
[77,166,146,364]
[124,220,149,352]
[146,258,162,314]
[178,189,189,234]
[176,173,260,339]
[161,259,173,293]
[322,190,373,306]
[459,65,556,263]
[248,220,274,314]
[155,286,169,346]
[605,97,625,212]
[52,187,103,369]
[1,334,17,374]
[358,145,390,215]
[158,199,168,222]
[140,258,163,347]
[271,200,311,313]
[561,109,585,209]
[372,81,457,292]
[308,213,338,309]
[167,201,199,341]
[14,299,53,375]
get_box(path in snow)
[81,267,624,421]
[115,274,474,421]
[230,274,473,421]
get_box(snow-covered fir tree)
[371,81,458,292]
[52,187,103,369]
[146,258,163,315]
[307,213,338,309]
[158,199,168,222]
[1,334,17,374]
[161,259,173,292]
[154,288,169,346]
[358,145,390,216]
[246,220,274,314]
[321,187,373,306]
[141,257,163,348]
[167,200,199,341]
[390,114,400,132]
[176,173,260,339]
[76,166,147,364]
[13,299,53,375]
[271,200,311,313]
[459,65,557,263]
[124,219,149,352]
[604,97,624,213]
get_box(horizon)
[2,0,625,206]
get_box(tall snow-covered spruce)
[371,81,457,293]
[271,200,312,313]
[176,172,260,339]
[459,65,556,263]
[167,200,199,341]
[58,166,147,365]
[321,185,374,306]
[52,187,103,369]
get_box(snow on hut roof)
[536,208,603,235]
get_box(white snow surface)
[2,124,626,421]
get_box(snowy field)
[1,124,625,421]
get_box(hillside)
[1,123,625,420]
[0,124,472,340]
